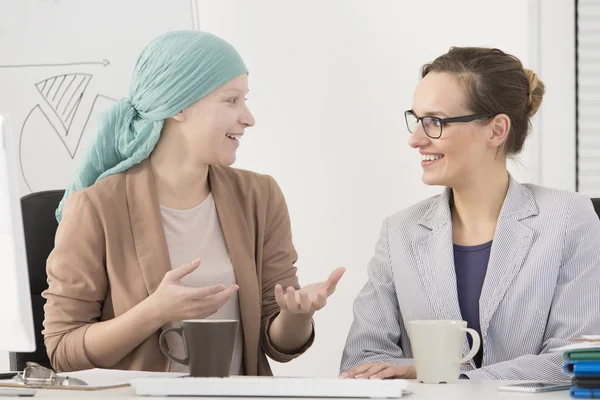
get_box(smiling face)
[170,74,255,167]
[407,72,503,188]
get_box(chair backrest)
[592,198,600,220]
[10,190,64,371]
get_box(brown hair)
[421,47,545,156]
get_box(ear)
[487,114,511,149]
[171,110,185,123]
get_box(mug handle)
[457,328,481,364]
[159,327,189,366]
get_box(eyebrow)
[412,109,450,118]
[223,88,249,95]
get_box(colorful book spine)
[563,361,600,377]
[570,387,600,399]
[563,348,600,399]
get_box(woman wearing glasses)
[340,47,600,380]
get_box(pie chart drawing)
[18,72,116,192]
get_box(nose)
[407,122,431,149]
[240,102,255,128]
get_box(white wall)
[196,0,575,378]
[537,0,576,191]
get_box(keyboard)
[132,376,408,398]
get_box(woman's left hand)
[340,363,416,380]
[274,267,346,316]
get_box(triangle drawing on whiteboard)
[35,74,92,137]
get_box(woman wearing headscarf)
[42,30,345,374]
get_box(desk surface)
[0,380,572,399]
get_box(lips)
[225,133,241,140]
[421,154,444,162]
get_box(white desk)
[0,381,572,399]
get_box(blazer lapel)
[479,176,537,336]
[209,166,261,376]
[126,159,172,297]
[415,188,463,322]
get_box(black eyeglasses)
[404,110,497,139]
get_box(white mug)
[407,320,480,384]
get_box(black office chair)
[9,190,65,371]
[592,198,600,220]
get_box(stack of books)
[560,337,600,399]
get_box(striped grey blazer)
[341,176,600,380]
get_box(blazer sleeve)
[42,190,107,372]
[259,176,315,362]
[465,194,600,380]
[340,218,409,373]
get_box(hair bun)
[524,69,545,117]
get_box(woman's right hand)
[149,258,238,325]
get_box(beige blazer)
[42,159,313,373]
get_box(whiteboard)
[0,0,197,195]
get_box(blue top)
[454,240,492,368]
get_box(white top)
[160,193,243,375]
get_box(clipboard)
[0,380,128,391]
[0,362,186,391]
[572,336,600,343]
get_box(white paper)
[56,369,186,387]
[549,342,600,353]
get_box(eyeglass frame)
[404,110,497,139]
[12,362,87,387]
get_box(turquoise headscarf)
[55,30,248,222]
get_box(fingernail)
[339,373,347,379]
[193,258,200,264]
[355,374,363,379]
